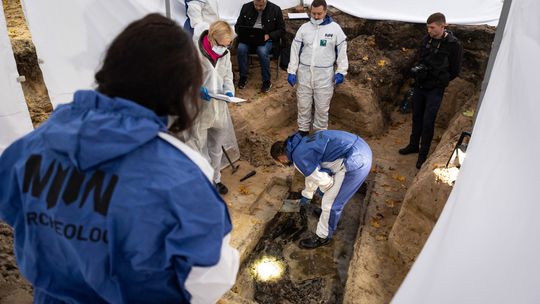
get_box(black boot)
[238,77,247,89]
[416,154,427,169]
[299,130,309,137]
[399,144,419,155]
[299,233,331,249]
[261,80,272,93]
[216,182,228,195]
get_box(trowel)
[280,198,300,213]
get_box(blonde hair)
[208,20,234,44]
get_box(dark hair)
[427,12,446,25]
[270,141,286,160]
[311,0,327,10]
[95,13,201,132]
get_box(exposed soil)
[1,1,494,303]
[2,0,51,127]
[231,185,368,304]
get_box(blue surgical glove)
[200,87,211,101]
[334,73,345,85]
[299,196,311,206]
[316,188,324,197]
[225,91,234,97]
[287,73,297,87]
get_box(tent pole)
[473,0,512,128]
[165,0,171,18]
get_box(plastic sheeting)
[0,6,33,154]
[21,0,240,168]
[21,0,186,107]
[21,0,503,107]
[392,0,540,303]
[322,0,502,25]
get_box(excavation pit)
[230,184,370,303]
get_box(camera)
[410,63,428,74]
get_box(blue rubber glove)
[299,196,311,206]
[287,73,297,87]
[200,87,211,101]
[225,91,234,97]
[316,188,324,197]
[334,73,345,85]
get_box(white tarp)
[21,0,502,107]
[0,5,33,154]
[21,0,243,168]
[324,0,502,25]
[393,0,540,303]
[21,0,186,107]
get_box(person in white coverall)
[184,0,220,37]
[287,0,348,136]
[185,20,235,195]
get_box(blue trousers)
[237,41,272,82]
[316,152,372,239]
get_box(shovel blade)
[280,199,300,213]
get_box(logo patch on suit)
[320,39,327,46]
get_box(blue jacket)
[0,90,233,303]
[285,130,370,176]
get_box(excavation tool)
[279,199,300,213]
[221,146,239,174]
[239,170,256,182]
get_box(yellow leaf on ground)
[392,174,406,182]
[385,199,401,208]
[462,110,475,117]
[362,55,369,61]
[375,234,387,241]
[377,60,387,67]
[371,219,381,228]
[239,185,250,195]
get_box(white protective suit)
[185,0,220,38]
[184,31,235,184]
[287,16,348,132]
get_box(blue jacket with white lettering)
[0,90,237,303]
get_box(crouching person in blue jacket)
[271,130,372,249]
[0,14,239,303]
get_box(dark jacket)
[235,1,285,56]
[415,30,463,89]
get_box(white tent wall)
[318,0,502,25]
[392,0,540,302]
[19,0,244,169]
[0,5,33,154]
[20,0,186,107]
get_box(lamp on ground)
[446,131,471,168]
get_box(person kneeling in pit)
[271,130,372,249]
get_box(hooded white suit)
[288,16,348,132]
[184,30,235,184]
[185,0,220,38]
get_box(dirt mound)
[0,223,31,301]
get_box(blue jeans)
[237,41,272,82]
